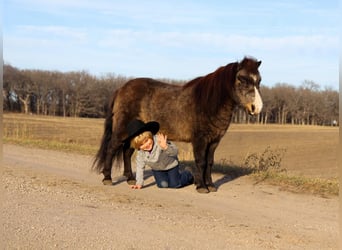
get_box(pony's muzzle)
[248,87,263,115]
[251,104,256,113]
[246,104,257,116]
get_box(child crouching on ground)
[124,119,193,189]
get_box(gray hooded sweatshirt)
[135,135,179,186]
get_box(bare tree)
[3,64,339,126]
[4,64,33,114]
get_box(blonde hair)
[130,131,153,149]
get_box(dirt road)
[2,144,338,249]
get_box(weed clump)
[242,146,338,197]
[244,146,287,173]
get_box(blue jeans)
[152,165,193,188]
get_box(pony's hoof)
[102,179,113,185]
[208,185,217,192]
[196,187,209,194]
[127,179,136,185]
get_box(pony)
[93,56,263,193]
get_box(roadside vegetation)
[3,113,338,197]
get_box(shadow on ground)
[180,160,254,190]
[110,162,253,190]
[111,169,156,187]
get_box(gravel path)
[2,144,338,249]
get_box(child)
[124,119,193,189]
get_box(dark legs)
[192,141,219,193]
[123,145,135,184]
[192,140,209,193]
[102,146,114,185]
[102,141,135,185]
[205,142,219,192]
[193,157,210,193]
[101,134,134,183]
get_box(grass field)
[3,113,339,196]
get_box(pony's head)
[233,57,263,115]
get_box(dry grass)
[3,113,339,196]
[3,113,103,154]
[252,171,338,197]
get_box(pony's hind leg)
[102,139,126,186]
[123,144,135,185]
[102,147,114,185]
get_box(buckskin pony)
[93,56,263,193]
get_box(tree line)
[3,64,339,126]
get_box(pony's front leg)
[123,145,135,185]
[192,143,209,193]
[193,158,209,193]
[205,142,220,192]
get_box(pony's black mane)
[183,62,238,115]
[182,57,259,115]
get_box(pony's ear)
[237,57,261,71]
[237,60,244,71]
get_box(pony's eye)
[238,75,247,82]
[238,75,251,86]
[240,81,250,89]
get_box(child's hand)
[130,185,142,189]
[156,133,168,150]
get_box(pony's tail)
[92,92,118,173]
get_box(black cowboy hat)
[123,119,160,143]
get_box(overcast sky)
[3,0,339,89]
